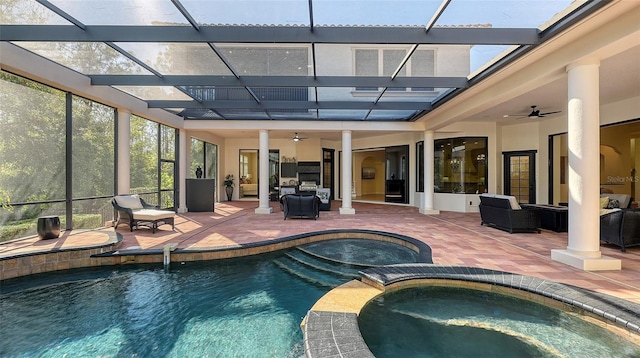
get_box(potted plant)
[224,174,235,201]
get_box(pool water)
[0,239,417,357]
[299,238,419,266]
[358,286,640,358]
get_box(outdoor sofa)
[479,194,541,233]
[280,194,320,220]
[112,194,175,233]
[600,194,640,251]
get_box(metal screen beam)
[147,100,432,111]
[0,25,540,45]
[91,75,468,88]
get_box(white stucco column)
[340,130,356,215]
[255,130,273,214]
[551,60,620,271]
[177,128,187,213]
[116,109,130,195]
[420,130,439,215]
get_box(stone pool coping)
[1,229,432,280]
[302,264,640,358]
[92,229,433,265]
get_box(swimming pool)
[358,286,640,357]
[0,239,420,357]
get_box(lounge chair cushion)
[115,194,144,209]
[133,209,175,221]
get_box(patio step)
[285,249,362,278]
[273,256,348,288]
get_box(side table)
[522,204,568,232]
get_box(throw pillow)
[599,196,609,209]
[606,199,620,209]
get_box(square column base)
[340,207,356,215]
[420,209,440,215]
[551,249,621,271]
[254,207,273,215]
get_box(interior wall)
[354,151,385,196]
[535,95,640,204]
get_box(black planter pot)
[37,216,61,240]
[225,186,234,201]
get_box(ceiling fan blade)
[539,110,561,116]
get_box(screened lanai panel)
[181,0,309,26]
[318,109,369,121]
[47,0,191,26]
[367,110,421,121]
[469,45,515,75]
[377,92,439,104]
[14,42,154,75]
[312,0,442,26]
[114,86,194,101]
[316,87,381,102]
[216,109,270,120]
[315,44,416,77]
[268,110,317,120]
[175,109,224,120]
[114,43,232,75]
[436,1,575,29]
[213,45,310,76]
[1,0,71,25]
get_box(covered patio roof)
[0,0,610,122]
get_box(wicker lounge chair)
[112,195,175,233]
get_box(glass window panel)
[0,71,66,204]
[1,0,72,25]
[383,50,406,77]
[412,50,435,76]
[114,86,193,101]
[205,143,217,182]
[115,43,232,75]
[72,96,115,198]
[191,138,205,178]
[48,0,190,26]
[14,42,153,75]
[183,0,309,26]
[355,50,378,76]
[161,162,175,191]
[160,125,175,161]
[130,115,159,194]
[355,49,378,91]
[434,136,487,193]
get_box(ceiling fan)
[292,132,308,142]
[510,105,561,119]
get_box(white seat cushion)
[132,209,174,221]
[481,193,521,210]
[115,195,143,210]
